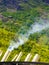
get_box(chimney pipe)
[15,52,23,61]
[1,50,11,62]
[24,53,32,61]
[32,54,40,62]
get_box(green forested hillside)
[0,0,49,62]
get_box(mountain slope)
[0,0,48,10]
[0,0,49,62]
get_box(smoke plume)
[8,18,49,51]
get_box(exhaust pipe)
[1,49,11,62]
[24,53,32,61]
[15,52,23,61]
[32,54,40,62]
[12,54,18,61]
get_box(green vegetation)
[0,0,49,62]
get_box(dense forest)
[0,0,49,62]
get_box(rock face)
[43,0,49,4]
[0,0,49,11]
[0,0,28,10]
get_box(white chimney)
[12,54,18,61]
[15,52,23,61]
[24,53,32,61]
[1,50,11,62]
[32,54,40,62]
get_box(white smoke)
[8,18,49,51]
